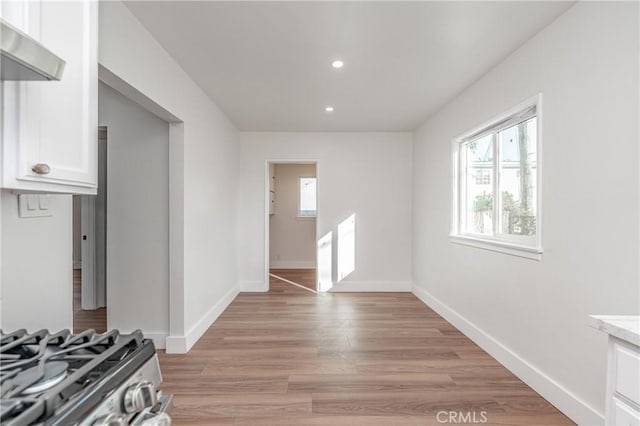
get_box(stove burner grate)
[0,329,149,426]
[11,361,69,395]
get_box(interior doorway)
[267,162,318,292]
[72,127,108,333]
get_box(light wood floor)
[73,269,107,333]
[157,273,573,425]
[270,268,317,291]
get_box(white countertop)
[590,315,640,347]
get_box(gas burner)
[0,329,170,425]
[12,361,68,395]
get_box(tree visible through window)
[298,177,317,217]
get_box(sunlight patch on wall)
[337,214,356,282]
[317,231,333,292]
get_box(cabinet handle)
[32,163,51,175]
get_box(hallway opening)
[267,162,318,292]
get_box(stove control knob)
[123,381,158,414]
[92,413,127,426]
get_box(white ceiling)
[124,1,574,132]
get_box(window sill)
[449,234,542,261]
[296,216,316,221]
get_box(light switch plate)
[38,194,51,210]
[18,194,53,218]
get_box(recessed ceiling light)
[331,60,344,69]
[325,106,334,113]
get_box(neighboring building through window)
[452,96,541,257]
[475,169,491,185]
[298,176,317,217]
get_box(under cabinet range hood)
[0,19,66,81]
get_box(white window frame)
[450,94,543,260]
[297,176,317,218]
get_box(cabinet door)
[2,0,97,194]
[614,343,640,406]
[612,398,640,426]
[0,0,39,35]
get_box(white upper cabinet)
[1,0,98,194]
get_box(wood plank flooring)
[72,269,107,333]
[270,268,317,291]
[157,274,573,425]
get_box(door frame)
[80,194,96,309]
[98,64,184,351]
[80,127,107,310]
[264,160,319,291]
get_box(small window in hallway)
[298,177,317,217]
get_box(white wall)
[1,192,73,331]
[238,132,413,292]
[100,1,239,352]
[98,82,169,345]
[270,164,316,269]
[412,2,639,425]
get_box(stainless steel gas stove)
[0,329,172,425]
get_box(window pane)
[498,117,537,236]
[461,134,493,235]
[299,177,316,216]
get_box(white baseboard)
[269,261,316,269]
[329,281,412,292]
[239,281,268,292]
[164,335,185,354]
[165,286,239,354]
[143,332,168,349]
[411,283,603,426]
